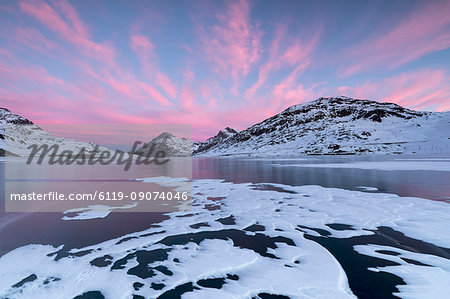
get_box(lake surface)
[193,155,450,201]
[0,155,449,298]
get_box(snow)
[356,186,378,191]
[62,203,138,220]
[1,179,449,298]
[354,244,450,299]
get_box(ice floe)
[62,203,138,220]
[356,186,378,191]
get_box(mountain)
[135,132,193,157]
[194,127,239,154]
[194,96,450,156]
[0,108,111,157]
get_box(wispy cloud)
[245,24,322,97]
[337,69,450,111]
[341,1,450,76]
[130,33,177,99]
[19,0,115,65]
[194,0,262,82]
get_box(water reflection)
[192,156,450,201]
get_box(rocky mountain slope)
[194,96,450,156]
[0,108,110,157]
[194,127,239,154]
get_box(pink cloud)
[19,0,115,65]
[104,74,135,98]
[336,69,450,111]
[139,82,170,106]
[130,33,154,53]
[0,57,64,85]
[156,73,177,98]
[15,27,59,54]
[246,25,322,97]
[179,87,197,110]
[183,69,195,81]
[130,33,177,98]
[342,1,450,76]
[195,0,262,82]
[51,0,88,37]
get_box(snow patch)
[272,161,450,171]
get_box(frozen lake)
[0,155,449,298]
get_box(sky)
[1,0,450,141]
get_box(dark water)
[1,155,449,298]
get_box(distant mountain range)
[0,108,111,157]
[2,96,449,158]
[0,108,193,158]
[194,96,450,156]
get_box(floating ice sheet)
[356,186,378,191]
[62,203,138,220]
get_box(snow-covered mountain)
[0,108,111,157]
[135,132,193,157]
[194,96,450,156]
[194,127,239,154]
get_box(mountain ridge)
[0,108,111,157]
[2,96,449,158]
[194,127,239,154]
[194,96,449,156]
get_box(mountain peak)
[193,127,239,154]
[217,127,239,137]
[135,132,192,157]
[155,132,176,139]
[0,108,34,125]
[281,96,424,123]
